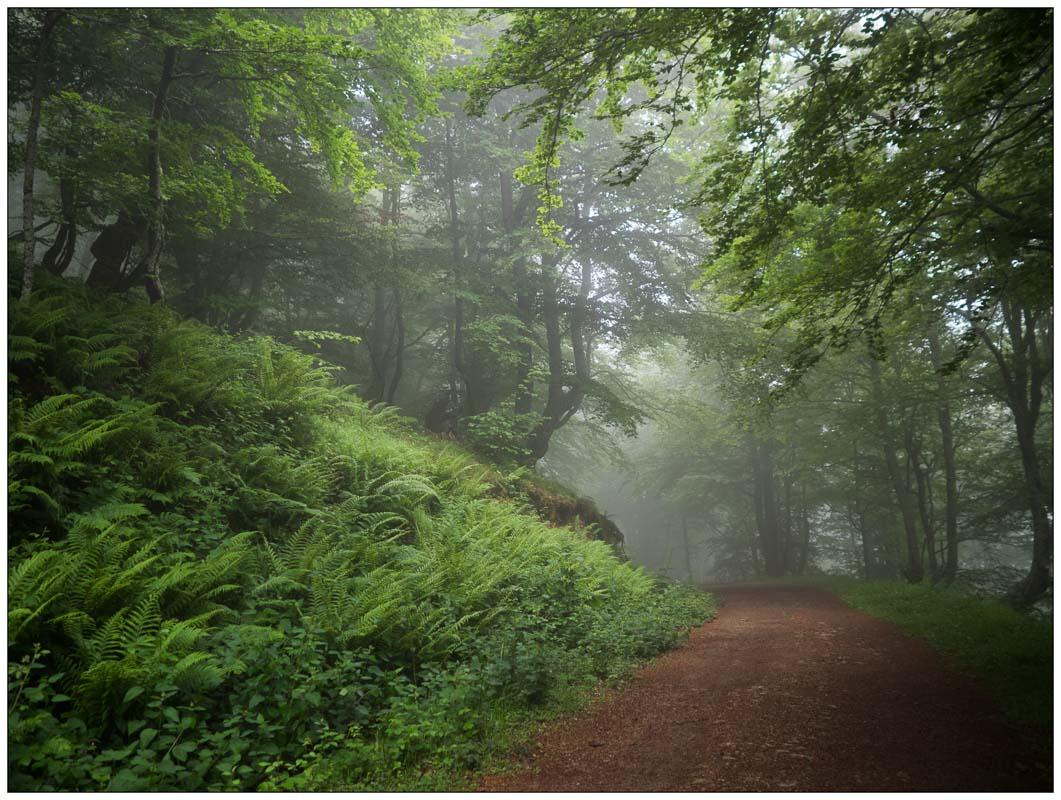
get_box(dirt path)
[479,584,1051,792]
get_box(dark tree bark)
[41,178,77,277]
[86,212,144,291]
[523,262,588,462]
[19,10,64,299]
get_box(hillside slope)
[7,284,713,791]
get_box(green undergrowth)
[803,577,1052,731]
[7,283,715,791]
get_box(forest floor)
[478,584,1051,792]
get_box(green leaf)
[140,728,158,748]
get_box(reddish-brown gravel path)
[479,584,1051,792]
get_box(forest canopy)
[8,7,1052,602]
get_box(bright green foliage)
[8,283,714,791]
[18,8,456,235]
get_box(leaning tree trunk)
[19,10,64,299]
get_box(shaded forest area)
[6,6,1053,790]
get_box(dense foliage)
[7,8,1052,787]
[473,7,1051,607]
[7,284,713,791]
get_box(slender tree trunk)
[750,438,784,577]
[781,472,794,574]
[20,10,64,299]
[570,259,592,382]
[851,440,873,579]
[386,288,404,404]
[367,285,389,401]
[798,483,811,576]
[444,120,471,417]
[905,423,939,581]
[867,354,924,583]
[681,513,694,583]
[927,325,960,582]
[501,169,535,416]
[121,45,177,302]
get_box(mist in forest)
[9,8,1051,607]
[8,8,1052,793]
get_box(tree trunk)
[501,169,535,416]
[781,472,794,574]
[867,354,924,583]
[524,267,582,463]
[905,422,939,581]
[386,288,404,405]
[851,440,873,579]
[927,325,960,582]
[751,438,784,578]
[367,285,389,402]
[122,46,176,303]
[570,259,592,383]
[798,483,811,576]
[86,212,144,290]
[20,10,64,299]
[969,300,1052,607]
[444,120,471,417]
[681,513,694,583]
[41,178,76,276]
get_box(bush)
[8,284,715,791]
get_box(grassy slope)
[802,577,1052,731]
[7,284,714,791]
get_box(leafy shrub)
[8,285,715,791]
